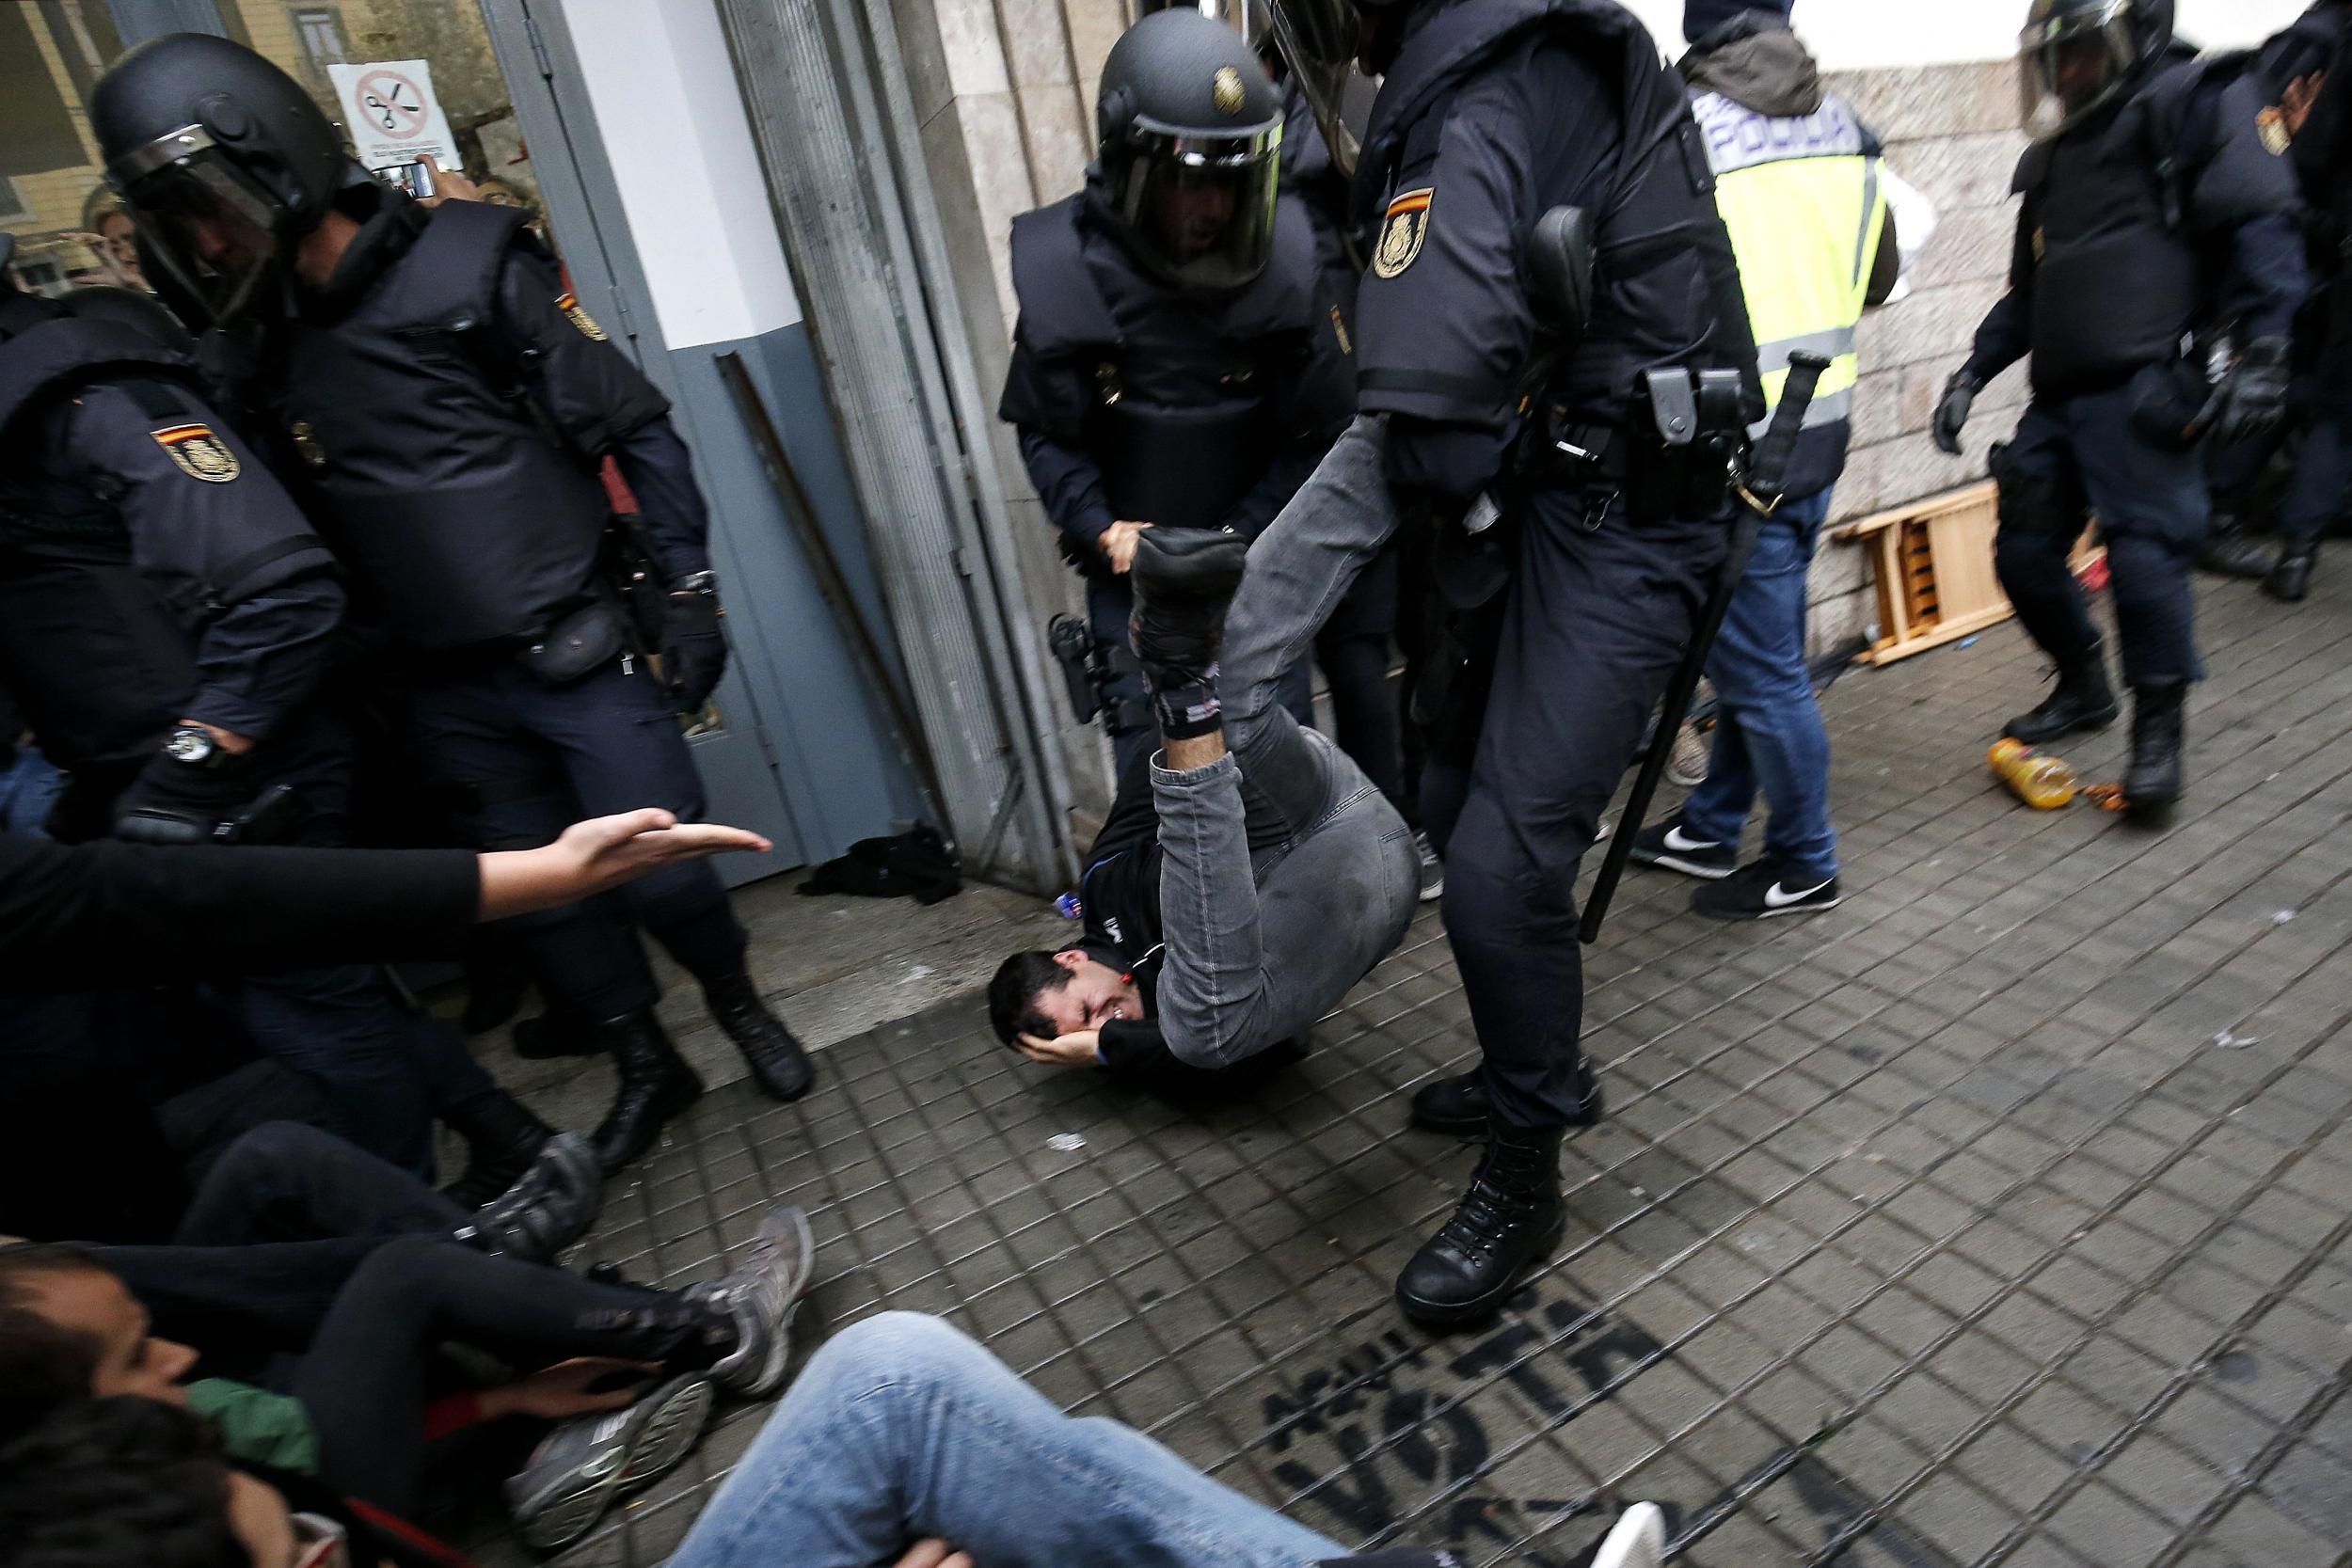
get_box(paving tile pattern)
[486,577,2352,1568]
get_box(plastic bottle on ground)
[1988,737,2078,810]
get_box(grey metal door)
[478,0,811,880]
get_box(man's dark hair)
[0,1243,112,1311]
[0,1396,244,1568]
[987,950,1070,1046]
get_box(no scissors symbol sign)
[358,69,428,138]
[328,58,458,173]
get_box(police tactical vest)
[1352,0,1761,429]
[2013,70,2206,395]
[273,200,612,652]
[0,317,207,768]
[1692,86,1886,498]
[1008,196,1342,534]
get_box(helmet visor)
[2018,0,2139,137]
[1111,124,1281,290]
[113,138,285,326]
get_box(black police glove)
[660,578,728,714]
[2212,338,2292,444]
[1931,371,1979,456]
[112,730,262,847]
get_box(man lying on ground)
[0,1119,818,1550]
[0,1318,1675,1568]
[990,422,1419,1078]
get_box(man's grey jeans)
[1152,418,1419,1068]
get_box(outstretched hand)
[892,1543,974,1568]
[1017,1030,1102,1069]
[479,810,772,920]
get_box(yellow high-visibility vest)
[1691,88,1888,436]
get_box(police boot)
[2122,680,2186,816]
[2265,546,2315,603]
[438,1088,557,1210]
[702,972,814,1102]
[591,1009,705,1174]
[2001,645,2119,744]
[1395,1121,1567,1328]
[1129,528,1249,690]
[1407,1060,1605,1137]
[2199,515,2274,580]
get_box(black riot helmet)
[89,33,353,326]
[2017,0,2176,137]
[1091,9,1286,292]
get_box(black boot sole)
[2000,706,2119,744]
[592,1074,705,1173]
[1407,1104,1490,1136]
[1394,1205,1569,1329]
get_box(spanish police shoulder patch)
[150,423,240,483]
[555,291,609,341]
[1374,188,1433,279]
[2256,105,2292,156]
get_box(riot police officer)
[1933,0,2308,811]
[0,261,552,1193]
[1271,0,1760,1325]
[2244,0,2351,601]
[999,8,1354,779]
[91,34,813,1175]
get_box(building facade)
[2,0,2307,885]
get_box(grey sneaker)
[1411,830,1444,902]
[468,1132,601,1265]
[504,1373,715,1550]
[1667,719,1711,788]
[686,1205,817,1397]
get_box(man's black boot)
[703,972,814,1102]
[2265,546,2315,603]
[590,1009,705,1173]
[438,1088,556,1209]
[1129,528,1249,693]
[2122,680,2186,815]
[2001,646,2119,744]
[1395,1121,1567,1328]
[1408,1061,1604,1137]
[2199,515,2273,580]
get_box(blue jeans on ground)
[1151,420,1419,1069]
[1680,488,1839,885]
[666,1312,1345,1568]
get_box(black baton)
[1581,352,1834,944]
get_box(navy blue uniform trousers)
[405,657,746,1020]
[1420,485,1726,1131]
[1993,382,2208,687]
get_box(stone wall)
[1815,58,2035,657]
[887,9,2040,785]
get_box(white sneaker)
[1592,1502,1667,1568]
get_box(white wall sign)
[327,59,459,173]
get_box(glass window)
[2,0,548,298]
[294,8,349,72]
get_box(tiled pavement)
[485,570,2352,1568]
